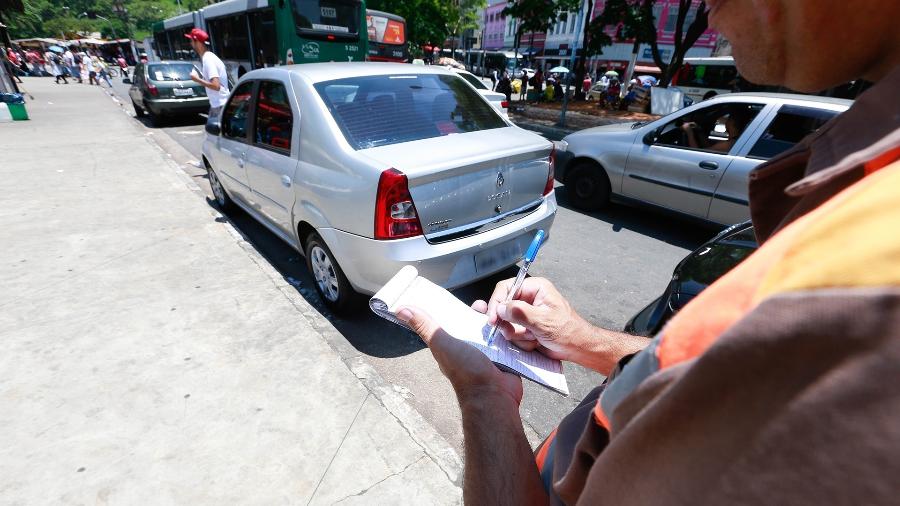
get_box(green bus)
[152,0,367,81]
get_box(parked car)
[450,67,509,117]
[202,63,557,311]
[513,68,535,80]
[129,61,209,125]
[556,93,851,225]
[625,221,757,336]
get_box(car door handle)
[237,152,246,168]
[698,161,719,170]
[280,175,291,187]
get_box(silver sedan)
[202,63,557,311]
[556,93,850,225]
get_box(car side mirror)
[642,130,658,145]
[205,122,221,136]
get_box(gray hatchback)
[129,61,209,125]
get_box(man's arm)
[191,71,221,91]
[397,307,548,505]
[458,387,548,505]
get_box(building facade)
[478,0,719,76]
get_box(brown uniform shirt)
[544,66,900,505]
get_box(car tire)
[206,164,234,212]
[305,232,355,313]
[566,160,611,211]
[132,99,145,118]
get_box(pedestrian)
[95,56,113,87]
[530,68,544,102]
[4,47,23,83]
[184,28,230,128]
[116,54,129,78]
[26,50,43,76]
[395,0,900,504]
[582,73,592,96]
[490,68,497,91]
[62,48,77,82]
[84,52,98,85]
[50,52,68,84]
[518,71,528,101]
[495,71,512,102]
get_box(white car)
[202,63,556,311]
[450,68,509,118]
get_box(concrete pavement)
[0,78,461,504]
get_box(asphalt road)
[106,74,713,454]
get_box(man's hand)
[483,277,594,364]
[189,69,201,83]
[482,277,650,376]
[396,306,522,405]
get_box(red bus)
[365,10,408,62]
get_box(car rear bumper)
[320,194,558,294]
[147,97,210,115]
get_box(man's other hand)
[397,306,523,405]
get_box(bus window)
[293,0,361,40]
[208,15,250,62]
[250,9,277,68]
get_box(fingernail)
[496,304,508,319]
[397,308,413,322]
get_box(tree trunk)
[573,0,594,101]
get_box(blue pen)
[486,229,546,347]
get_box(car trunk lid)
[361,127,551,242]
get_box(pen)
[486,229,546,347]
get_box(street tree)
[367,0,455,56]
[585,0,709,86]
[445,0,486,54]
[502,0,581,67]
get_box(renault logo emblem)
[496,172,505,188]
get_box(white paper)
[371,266,569,395]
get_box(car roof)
[242,62,455,84]
[708,92,853,108]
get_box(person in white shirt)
[185,28,230,127]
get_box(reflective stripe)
[535,428,557,472]
[537,432,558,493]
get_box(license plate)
[475,237,526,273]
[173,88,194,97]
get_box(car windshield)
[315,73,507,150]
[147,63,196,82]
[457,72,487,90]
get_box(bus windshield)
[293,0,361,38]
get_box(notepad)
[370,266,569,396]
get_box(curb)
[98,85,465,485]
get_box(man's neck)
[197,47,207,58]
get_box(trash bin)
[7,102,29,120]
[526,90,540,101]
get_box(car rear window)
[147,63,197,82]
[457,72,488,90]
[314,73,507,150]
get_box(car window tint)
[222,81,255,140]
[254,81,293,152]
[748,105,838,159]
[656,102,764,154]
[679,227,757,286]
[315,73,506,150]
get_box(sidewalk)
[0,79,461,504]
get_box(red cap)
[184,28,209,43]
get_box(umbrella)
[604,70,619,77]
[549,65,569,73]
[636,75,658,86]
[48,45,65,53]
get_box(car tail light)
[500,100,509,109]
[375,169,423,240]
[147,82,159,97]
[543,146,556,196]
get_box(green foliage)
[4,0,179,40]
[368,0,486,52]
